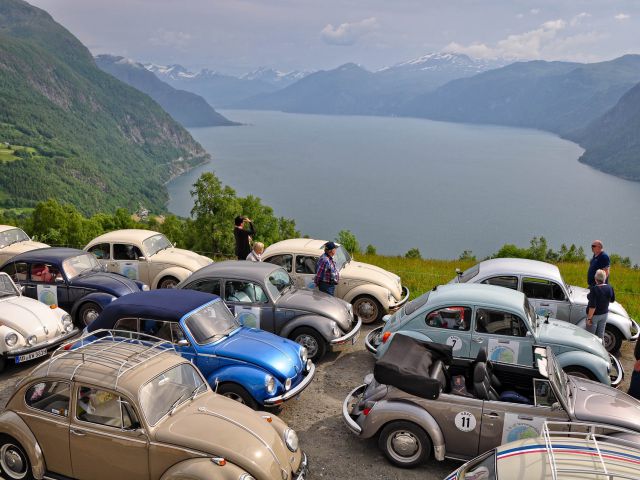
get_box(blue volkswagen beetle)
[0,247,146,327]
[85,289,315,409]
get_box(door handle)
[540,303,550,306]
[70,428,86,436]
[483,412,500,419]
[473,337,484,344]
[517,415,533,421]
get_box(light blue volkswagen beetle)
[366,283,622,387]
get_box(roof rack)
[542,420,640,480]
[47,329,176,388]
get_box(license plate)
[351,330,361,345]
[15,348,47,364]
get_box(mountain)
[405,55,640,135]
[570,81,640,180]
[0,0,209,213]
[239,67,310,87]
[95,55,237,128]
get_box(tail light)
[382,331,392,343]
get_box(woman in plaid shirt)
[314,242,339,296]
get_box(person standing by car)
[628,337,640,400]
[234,216,255,260]
[586,269,615,341]
[588,240,610,287]
[315,242,339,296]
[246,242,264,262]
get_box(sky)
[28,0,640,75]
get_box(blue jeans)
[318,282,335,296]
[588,313,608,340]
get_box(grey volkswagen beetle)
[178,261,362,361]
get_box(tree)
[458,250,476,261]
[365,244,377,255]
[336,230,361,255]
[405,248,421,259]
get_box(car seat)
[473,349,500,400]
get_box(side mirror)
[19,285,25,294]
[526,331,533,337]
[138,256,146,262]
[101,264,108,272]
[55,276,65,283]
[177,339,189,347]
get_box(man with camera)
[234,215,255,260]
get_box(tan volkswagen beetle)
[0,331,308,480]
[0,225,48,266]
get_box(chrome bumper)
[330,316,363,345]
[630,321,639,341]
[5,328,80,359]
[342,384,367,435]
[610,353,624,388]
[264,363,316,406]
[294,451,309,480]
[364,325,384,354]
[388,286,410,310]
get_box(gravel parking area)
[0,325,635,479]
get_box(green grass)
[0,144,37,162]
[355,254,640,321]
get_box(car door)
[110,243,149,284]
[223,279,274,332]
[420,306,472,359]
[521,276,571,321]
[294,255,318,290]
[470,307,534,366]
[427,394,484,459]
[28,262,71,311]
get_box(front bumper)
[364,325,384,354]
[4,328,80,360]
[294,451,309,479]
[264,363,317,406]
[630,320,639,341]
[342,384,367,435]
[330,316,363,346]
[610,353,624,388]
[388,286,410,311]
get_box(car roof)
[0,224,24,233]
[186,260,280,284]
[8,247,85,264]
[88,290,219,330]
[429,283,526,311]
[476,258,563,283]
[263,238,331,256]
[86,229,160,245]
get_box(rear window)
[405,292,430,316]
[456,265,479,283]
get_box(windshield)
[0,228,29,248]
[265,268,292,299]
[547,349,568,403]
[458,449,496,479]
[142,234,172,256]
[524,298,538,333]
[0,273,19,298]
[184,300,239,344]
[63,254,100,280]
[334,246,351,270]
[139,363,206,426]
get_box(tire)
[158,276,179,289]
[217,383,258,410]
[290,327,327,361]
[603,325,623,354]
[77,302,101,327]
[0,356,5,374]
[378,421,432,468]
[352,295,383,324]
[0,435,34,480]
[564,366,597,381]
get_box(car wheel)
[158,276,179,289]
[77,302,101,327]
[0,356,5,374]
[353,295,383,324]
[217,383,258,410]
[564,366,597,381]
[603,326,622,353]
[0,435,34,480]
[378,421,431,468]
[291,327,327,361]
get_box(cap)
[324,241,338,250]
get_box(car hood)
[70,271,140,296]
[536,318,609,362]
[0,296,66,341]
[150,248,212,272]
[342,261,403,300]
[571,377,640,431]
[569,285,628,317]
[277,287,352,331]
[155,394,294,479]
[212,328,301,380]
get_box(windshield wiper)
[167,392,188,416]
[189,383,206,401]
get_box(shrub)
[365,244,377,255]
[336,229,361,255]
[405,248,421,259]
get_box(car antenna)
[545,312,550,324]
[214,377,219,394]
[432,285,438,291]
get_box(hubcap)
[222,392,246,404]
[1,444,27,479]
[388,431,421,463]
[295,334,319,358]
[160,278,177,289]
[82,308,99,326]
[603,331,614,352]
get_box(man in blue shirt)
[586,269,615,341]
[587,240,610,287]
[315,242,339,296]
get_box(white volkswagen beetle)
[0,272,77,372]
[0,224,48,265]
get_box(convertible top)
[374,334,452,400]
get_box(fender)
[375,331,434,359]
[278,314,335,342]
[70,292,116,318]
[160,457,249,480]
[0,410,46,479]
[206,365,272,405]
[151,266,192,289]
[554,349,611,385]
[575,313,632,340]
[360,399,446,461]
[342,284,389,310]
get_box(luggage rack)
[542,420,640,480]
[46,329,176,388]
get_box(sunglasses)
[591,244,600,248]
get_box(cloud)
[148,29,193,48]
[516,13,524,19]
[614,13,630,21]
[530,9,540,15]
[570,12,591,27]
[320,17,378,46]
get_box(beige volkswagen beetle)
[0,225,48,266]
[263,239,409,324]
[0,331,308,480]
[84,229,211,289]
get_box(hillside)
[95,55,238,128]
[0,0,209,213]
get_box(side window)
[140,319,174,342]
[1,262,28,282]
[186,278,221,296]
[296,255,318,274]
[30,263,62,283]
[114,317,138,333]
[425,307,471,331]
[475,308,528,337]
[265,254,292,272]
[522,277,566,301]
[481,276,518,290]
[76,387,130,428]
[225,280,268,303]
[88,243,111,260]
[25,381,70,417]
[113,244,143,261]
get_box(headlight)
[265,375,276,394]
[283,428,299,452]
[27,335,37,346]
[5,333,18,347]
[64,323,74,333]
[239,475,256,480]
[299,347,308,363]
[331,323,340,337]
[285,377,292,391]
[142,284,150,291]
[62,314,72,326]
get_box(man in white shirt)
[246,242,264,262]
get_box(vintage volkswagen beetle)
[450,258,638,353]
[366,283,622,386]
[0,225,48,265]
[85,289,315,409]
[84,229,211,289]
[262,238,409,324]
[178,261,361,361]
[0,273,77,372]
[344,334,640,468]
[0,331,308,480]
[0,247,147,327]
